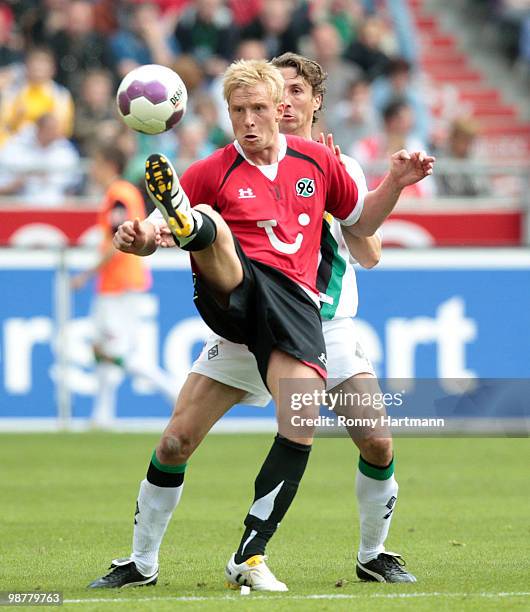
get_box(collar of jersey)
[233,133,287,168]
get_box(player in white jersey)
[88,55,430,591]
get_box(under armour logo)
[238,187,256,199]
[383,495,397,520]
[318,352,327,366]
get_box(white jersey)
[317,154,368,320]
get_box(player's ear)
[313,95,322,113]
[276,102,285,123]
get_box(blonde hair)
[223,59,284,105]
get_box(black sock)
[146,450,186,487]
[180,211,217,251]
[234,434,312,563]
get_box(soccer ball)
[116,64,187,135]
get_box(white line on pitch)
[64,591,530,604]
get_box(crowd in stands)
[0,0,505,207]
[485,0,530,68]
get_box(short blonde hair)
[223,59,284,105]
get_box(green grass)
[1,434,529,611]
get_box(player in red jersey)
[88,59,433,591]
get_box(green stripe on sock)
[358,455,394,480]
[151,450,187,474]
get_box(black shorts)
[193,239,327,386]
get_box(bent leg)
[189,204,244,296]
[132,374,246,575]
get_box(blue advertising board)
[1,248,529,430]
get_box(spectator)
[308,22,362,113]
[372,58,431,143]
[173,116,216,173]
[174,0,239,78]
[352,98,434,198]
[110,2,178,79]
[171,54,205,97]
[311,0,365,47]
[0,113,80,205]
[194,91,232,147]
[0,3,24,92]
[0,46,74,145]
[235,37,268,60]
[19,0,68,47]
[241,0,310,58]
[344,16,392,81]
[92,0,119,36]
[435,117,490,197]
[328,77,380,151]
[73,69,118,157]
[229,0,261,26]
[46,0,113,98]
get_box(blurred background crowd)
[0,0,528,209]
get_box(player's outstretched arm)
[349,149,435,236]
[113,218,158,256]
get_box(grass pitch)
[1,433,529,611]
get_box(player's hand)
[113,218,148,254]
[154,222,177,248]
[389,150,435,188]
[318,132,344,166]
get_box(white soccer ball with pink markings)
[116,64,187,135]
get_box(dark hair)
[346,77,370,96]
[382,98,409,123]
[271,52,327,124]
[94,145,127,175]
[26,46,55,61]
[386,58,412,77]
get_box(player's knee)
[195,203,215,216]
[358,436,393,466]
[157,432,193,464]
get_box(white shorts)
[92,292,144,359]
[190,317,375,407]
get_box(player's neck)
[243,136,281,166]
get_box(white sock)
[92,363,123,425]
[356,468,398,564]
[131,479,184,576]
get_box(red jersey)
[180,134,363,295]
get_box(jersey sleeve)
[324,149,365,226]
[340,153,368,199]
